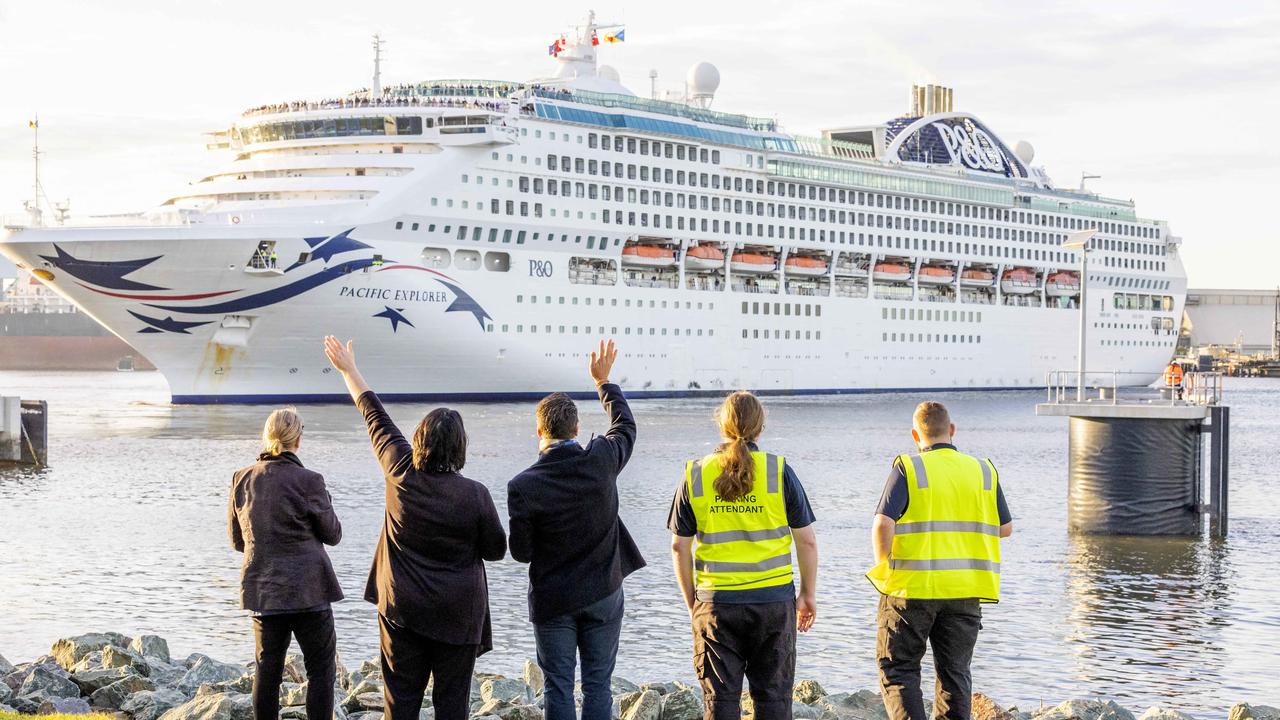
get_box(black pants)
[379,614,478,720]
[252,608,336,720]
[876,596,982,720]
[692,599,796,720]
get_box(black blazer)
[228,453,344,613]
[507,382,645,624]
[357,391,507,653]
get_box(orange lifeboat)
[1045,270,1081,297]
[873,262,912,283]
[784,256,828,277]
[917,265,955,285]
[684,244,725,271]
[1000,268,1038,295]
[960,268,995,287]
[621,244,677,268]
[731,252,776,274]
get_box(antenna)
[1079,172,1101,191]
[23,114,44,227]
[371,33,385,97]
[649,69,658,100]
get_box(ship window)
[484,252,510,272]
[395,221,403,230]
[454,250,481,271]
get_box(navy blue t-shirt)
[667,444,815,604]
[874,443,1012,524]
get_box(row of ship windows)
[514,295,716,311]
[488,324,716,338]
[741,302,821,317]
[527,129,719,167]
[742,329,823,340]
[1094,274,1172,291]
[494,150,1162,243]
[884,333,983,344]
[885,308,983,323]
[1113,294,1175,312]
[1101,339,1173,347]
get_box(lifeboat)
[917,265,955,285]
[960,268,995,286]
[1000,268,1039,295]
[731,252,776,274]
[784,256,828,277]
[621,245,677,268]
[684,244,725,271]
[1045,271,1081,297]
[873,262,912,283]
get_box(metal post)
[1208,405,1230,538]
[1077,249,1088,401]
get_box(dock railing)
[1044,370,1224,407]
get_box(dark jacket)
[228,452,344,613]
[507,382,645,624]
[357,391,507,653]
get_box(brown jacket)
[229,452,344,612]
[357,392,507,653]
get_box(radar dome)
[1013,140,1035,166]
[598,65,621,83]
[687,62,721,96]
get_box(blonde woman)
[668,391,819,720]
[229,408,343,720]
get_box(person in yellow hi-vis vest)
[867,401,1012,720]
[669,391,819,720]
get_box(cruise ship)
[0,15,1185,403]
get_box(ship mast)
[25,114,43,227]
[371,33,385,97]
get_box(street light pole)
[1064,229,1099,402]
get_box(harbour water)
[0,370,1277,712]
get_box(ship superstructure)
[0,15,1185,402]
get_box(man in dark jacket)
[507,339,645,720]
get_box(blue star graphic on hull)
[438,280,492,329]
[40,244,168,291]
[373,306,414,333]
[284,228,372,272]
[128,310,213,334]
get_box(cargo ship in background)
[0,13,1185,402]
[1,272,153,371]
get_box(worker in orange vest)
[1163,362,1184,400]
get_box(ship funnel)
[911,84,953,116]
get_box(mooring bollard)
[1037,371,1229,538]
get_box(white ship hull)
[0,220,1182,403]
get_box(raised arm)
[588,340,636,469]
[324,336,412,474]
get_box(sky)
[0,0,1277,288]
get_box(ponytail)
[713,391,765,502]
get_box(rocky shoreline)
[0,633,1275,720]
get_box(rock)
[355,692,385,711]
[522,660,543,695]
[70,651,105,673]
[177,656,247,692]
[1231,705,1280,720]
[642,682,679,697]
[282,653,308,684]
[50,633,130,671]
[342,670,363,692]
[149,661,188,688]
[158,691,254,720]
[280,682,306,706]
[794,703,822,720]
[660,688,702,720]
[481,677,532,705]
[20,665,81,699]
[496,705,541,720]
[359,660,380,675]
[622,689,663,720]
[90,674,156,710]
[131,635,172,664]
[972,693,1015,720]
[8,692,46,714]
[200,674,255,696]
[185,653,211,668]
[347,712,384,720]
[103,645,152,676]
[475,698,509,716]
[1137,709,1197,720]
[37,695,94,715]
[815,690,886,720]
[0,654,14,676]
[611,677,641,696]
[1034,700,1136,720]
[794,680,828,705]
[0,681,10,704]
[121,689,189,720]
[71,666,139,694]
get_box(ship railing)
[1044,369,1223,407]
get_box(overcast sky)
[1,0,1276,288]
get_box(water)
[1,371,1277,712]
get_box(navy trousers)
[534,587,625,720]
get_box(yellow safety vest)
[867,448,1002,602]
[686,451,793,593]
